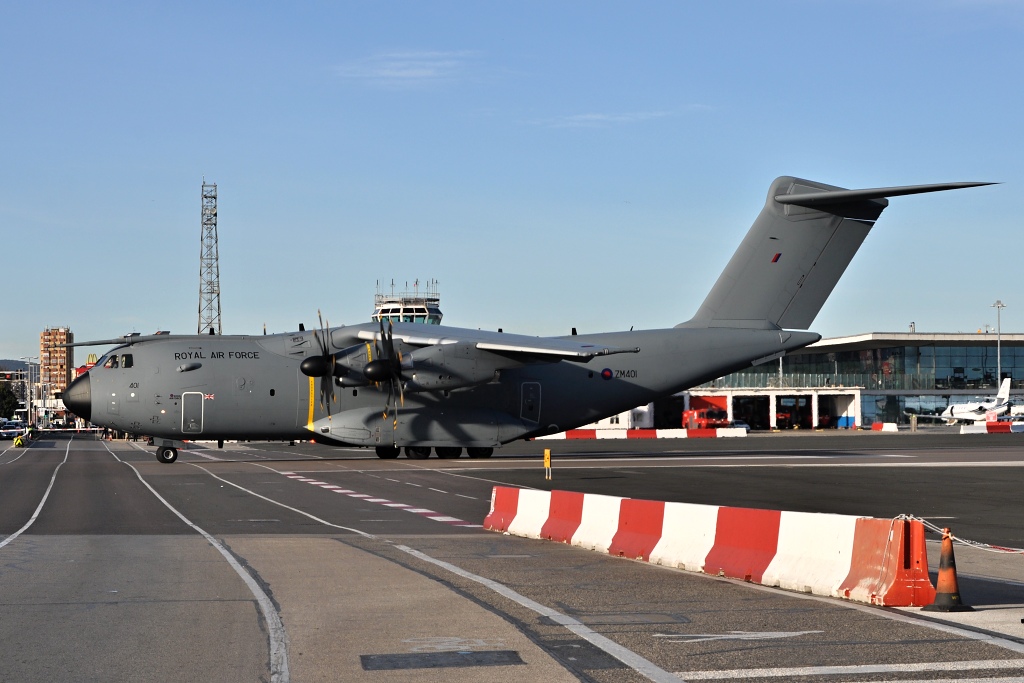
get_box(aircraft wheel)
[435,447,462,459]
[405,446,431,460]
[466,447,493,459]
[156,447,178,464]
[375,446,401,459]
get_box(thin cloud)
[542,105,712,129]
[334,51,478,89]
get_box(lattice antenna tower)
[198,180,222,334]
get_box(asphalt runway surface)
[1,431,1023,682]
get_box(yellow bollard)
[544,448,552,481]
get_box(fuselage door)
[521,382,541,423]
[182,391,204,434]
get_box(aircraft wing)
[905,412,957,424]
[355,325,640,361]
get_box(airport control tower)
[372,279,442,325]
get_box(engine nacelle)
[330,343,375,387]
[404,342,512,391]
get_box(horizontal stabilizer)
[776,182,995,220]
[776,182,995,208]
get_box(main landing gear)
[373,446,494,459]
[374,446,400,459]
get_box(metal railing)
[697,373,1017,392]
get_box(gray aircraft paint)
[62,176,992,460]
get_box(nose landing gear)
[152,438,186,464]
[156,447,178,463]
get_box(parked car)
[729,420,752,433]
[0,423,23,439]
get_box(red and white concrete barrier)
[870,422,898,432]
[484,487,935,607]
[960,422,1024,434]
[536,427,747,440]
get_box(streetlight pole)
[992,300,1006,387]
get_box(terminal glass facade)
[695,335,1024,426]
[710,342,1022,392]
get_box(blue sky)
[2,1,1022,361]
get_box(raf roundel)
[601,368,613,380]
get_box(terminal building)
[657,331,1024,430]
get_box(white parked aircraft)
[937,378,1012,424]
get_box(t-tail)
[679,177,994,331]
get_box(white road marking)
[191,451,229,461]
[195,466,372,537]
[0,448,30,464]
[0,439,71,550]
[654,630,821,643]
[395,544,683,683]
[102,444,291,683]
[429,487,448,493]
[278,473,483,528]
[678,658,1024,680]
[710,567,1024,655]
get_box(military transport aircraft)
[62,176,991,463]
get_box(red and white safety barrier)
[484,487,935,607]
[870,422,898,432]
[536,427,747,440]
[960,422,1024,434]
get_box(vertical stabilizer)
[997,377,1011,403]
[680,177,993,331]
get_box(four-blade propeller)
[299,316,408,436]
[299,311,338,417]
[364,319,406,432]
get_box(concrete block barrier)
[960,422,1024,434]
[484,487,935,607]
[536,427,747,440]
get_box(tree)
[0,383,18,420]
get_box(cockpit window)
[120,354,133,369]
[103,355,120,369]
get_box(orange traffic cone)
[922,528,973,612]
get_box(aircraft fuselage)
[66,322,817,449]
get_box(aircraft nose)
[64,373,92,422]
